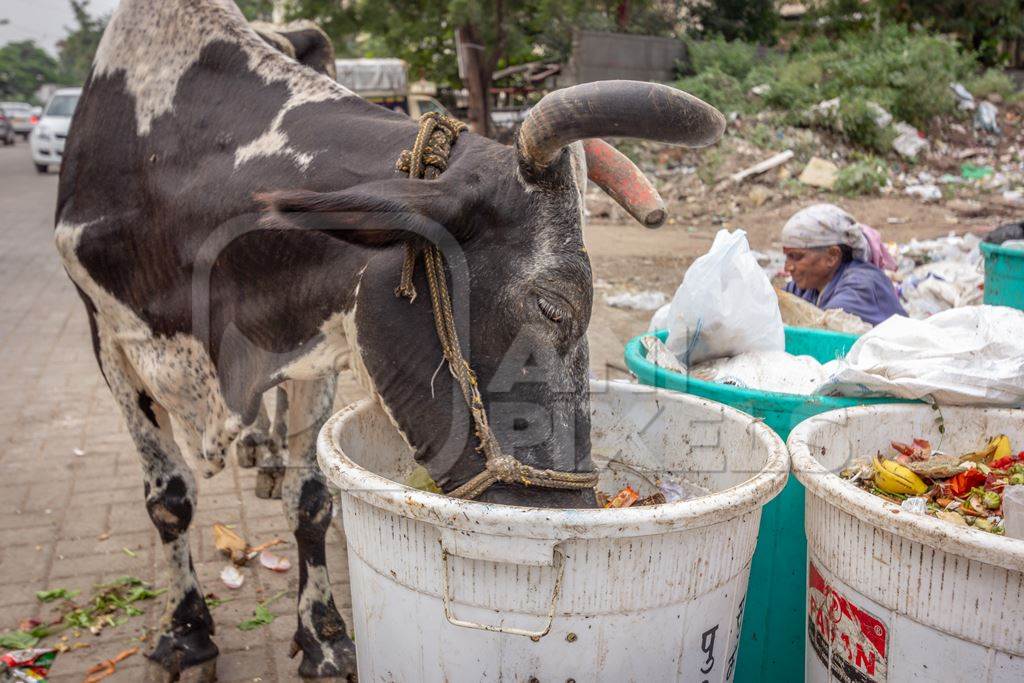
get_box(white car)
[0,101,36,139]
[30,88,82,174]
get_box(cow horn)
[517,80,726,178]
[583,138,666,228]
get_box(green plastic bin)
[981,241,1024,311]
[624,326,908,683]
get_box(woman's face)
[784,246,842,291]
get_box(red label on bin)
[808,561,889,683]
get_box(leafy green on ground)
[36,588,80,603]
[1,577,166,651]
[238,591,288,631]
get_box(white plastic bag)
[817,305,1024,405]
[692,350,826,394]
[664,229,784,364]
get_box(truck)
[334,58,450,119]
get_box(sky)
[0,0,121,55]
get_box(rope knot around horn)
[393,112,600,501]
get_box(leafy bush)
[837,98,895,153]
[686,37,762,81]
[835,157,890,196]
[676,68,747,113]
[965,68,1018,101]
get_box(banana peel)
[960,434,1011,464]
[873,456,929,496]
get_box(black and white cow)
[55,0,724,679]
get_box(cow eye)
[537,296,566,323]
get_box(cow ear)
[256,178,471,248]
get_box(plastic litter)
[638,335,686,373]
[898,260,984,319]
[904,183,941,202]
[663,229,784,365]
[974,101,1001,134]
[1002,485,1024,540]
[691,350,826,394]
[605,290,667,311]
[901,497,928,514]
[961,163,994,180]
[0,648,57,682]
[950,82,976,111]
[893,122,928,160]
[866,101,892,128]
[818,305,1024,405]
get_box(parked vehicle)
[0,101,36,139]
[30,88,81,173]
[0,109,15,146]
[335,58,450,119]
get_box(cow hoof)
[145,630,218,682]
[235,437,260,468]
[255,466,285,499]
[143,655,217,682]
[295,636,357,680]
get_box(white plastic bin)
[317,380,788,682]
[789,404,1024,683]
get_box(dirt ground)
[582,192,1009,376]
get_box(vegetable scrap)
[597,476,711,509]
[0,648,56,681]
[83,646,138,683]
[212,523,248,565]
[219,565,245,590]
[237,591,287,631]
[212,522,286,567]
[841,434,1021,534]
[259,550,291,573]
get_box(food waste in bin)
[840,434,1021,534]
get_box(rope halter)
[393,113,599,501]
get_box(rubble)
[904,184,941,202]
[892,122,929,160]
[798,157,838,189]
[730,150,794,184]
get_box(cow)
[54,0,724,679]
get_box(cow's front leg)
[282,378,356,680]
[98,343,217,681]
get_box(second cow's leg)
[98,343,217,681]
[281,377,356,679]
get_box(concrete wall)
[558,30,685,86]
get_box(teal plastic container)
[624,327,907,683]
[981,241,1024,311]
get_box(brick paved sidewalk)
[0,147,356,682]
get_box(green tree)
[690,0,778,43]
[874,0,1023,65]
[0,40,60,102]
[57,0,108,85]
[236,0,275,21]
[281,0,677,137]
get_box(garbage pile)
[841,434,1021,535]
[817,305,1024,405]
[894,232,984,318]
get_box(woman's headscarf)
[781,203,896,270]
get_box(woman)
[782,204,906,326]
